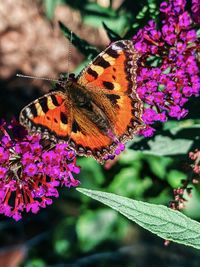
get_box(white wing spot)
[26,107,33,119]
[111,44,122,51]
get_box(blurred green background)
[0,0,200,266]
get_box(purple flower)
[169,105,188,119]
[141,126,156,137]
[0,147,9,163]
[192,0,200,23]
[155,113,167,122]
[133,0,199,136]
[26,202,40,214]
[22,152,34,165]
[179,11,192,28]
[24,163,37,177]
[42,151,55,164]
[142,108,158,125]
[0,120,80,221]
[114,143,125,156]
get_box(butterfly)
[19,40,145,163]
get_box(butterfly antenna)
[67,31,73,80]
[16,74,60,83]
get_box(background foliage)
[0,0,199,266]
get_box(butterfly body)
[20,40,145,163]
[60,79,116,135]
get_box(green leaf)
[24,259,46,267]
[77,157,105,187]
[167,170,187,188]
[44,0,62,19]
[136,5,148,19]
[108,166,152,198]
[59,21,99,59]
[184,189,200,219]
[53,218,76,257]
[77,188,200,250]
[144,135,193,156]
[54,239,70,255]
[163,120,200,135]
[145,155,172,179]
[102,22,121,41]
[196,28,200,38]
[76,209,118,251]
[83,3,116,17]
[147,0,159,18]
[83,8,128,35]
[73,58,91,76]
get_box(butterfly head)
[58,73,76,82]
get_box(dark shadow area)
[0,76,48,120]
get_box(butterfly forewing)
[75,40,144,160]
[77,40,138,94]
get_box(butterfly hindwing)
[67,105,117,160]
[20,91,71,142]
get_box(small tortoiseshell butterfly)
[20,40,144,163]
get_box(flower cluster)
[133,0,200,137]
[169,148,200,210]
[0,120,80,221]
[189,149,200,175]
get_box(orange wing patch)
[77,40,138,94]
[19,91,71,142]
[76,40,144,160]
